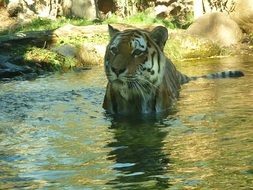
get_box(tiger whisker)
[133,81,146,102]
[122,77,146,100]
[137,77,157,89]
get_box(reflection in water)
[106,116,172,190]
[0,150,34,189]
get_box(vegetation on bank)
[1,11,193,36]
[0,12,195,72]
[1,10,252,76]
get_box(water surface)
[0,56,252,189]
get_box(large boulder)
[77,42,105,66]
[165,31,222,60]
[230,0,253,34]
[51,44,77,58]
[187,12,243,46]
[70,0,97,19]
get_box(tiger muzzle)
[111,66,126,77]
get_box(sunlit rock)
[52,44,77,58]
[165,30,222,60]
[7,0,23,17]
[70,0,97,19]
[231,0,253,34]
[186,12,243,46]
[77,42,105,66]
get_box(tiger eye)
[110,46,118,55]
[132,49,143,57]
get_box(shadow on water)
[105,112,176,190]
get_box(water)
[0,55,252,189]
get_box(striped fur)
[103,25,244,114]
[179,71,244,84]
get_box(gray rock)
[0,55,33,79]
[187,12,243,46]
[51,44,77,58]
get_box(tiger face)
[104,25,168,100]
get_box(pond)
[0,55,252,189]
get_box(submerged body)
[103,25,244,114]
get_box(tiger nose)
[111,67,126,76]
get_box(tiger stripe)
[192,71,244,80]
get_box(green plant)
[102,14,121,24]
[1,17,95,35]
[102,11,193,30]
[23,47,77,70]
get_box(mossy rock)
[24,47,77,70]
[165,31,222,60]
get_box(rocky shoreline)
[1,20,253,81]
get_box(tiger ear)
[108,24,120,38]
[150,26,168,51]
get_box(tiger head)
[104,25,169,100]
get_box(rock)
[77,42,106,66]
[51,44,77,58]
[231,0,253,34]
[165,30,222,60]
[187,12,243,46]
[6,0,99,20]
[69,0,98,19]
[155,5,169,19]
[0,55,33,79]
[155,0,193,18]
[0,30,56,49]
[54,24,108,37]
[154,0,193,19]
[7,0,23,17]
[0,55,10,63]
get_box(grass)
[0,17,94,35]
[23,47,77,71]
[103,11,194,29]
[57,33,108,47]
[0,11,196,72]
[1,11,193,35]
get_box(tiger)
[103,25,244,114]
